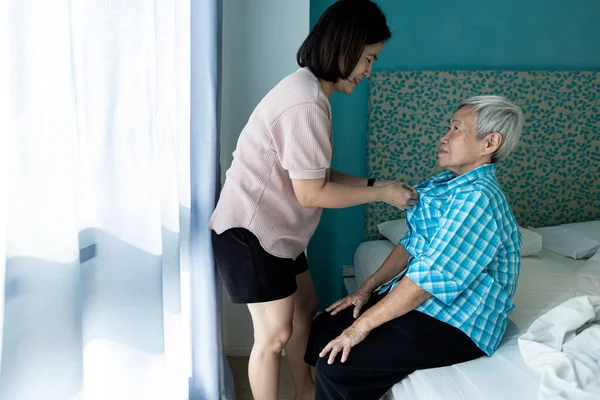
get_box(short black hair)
[297,0,391,82]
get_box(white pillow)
[377,219,408,245]
[519,226,543,257]
[559,221,600,243]
[532,225,600,260]
[353,240,396,288]
[378,219,542,256]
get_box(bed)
[351,69,600,399]
[345,242,600,400]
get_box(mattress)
[348,240,600,400]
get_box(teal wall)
[307,0,600,308]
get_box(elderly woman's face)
[437,106,493,175]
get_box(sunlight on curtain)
[0,2,9,377]
[0,125,5,378]
[3,0,193,399]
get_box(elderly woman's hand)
[326,288,371,318]
[383,182,419,210]
[319,323,370,364]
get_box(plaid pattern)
[379,164,521,355]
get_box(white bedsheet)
[518,295,600,400]
[350,241,600,400]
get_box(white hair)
[458,95,523,162]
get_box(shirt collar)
[445,164,497,190]
[418,164,497,194]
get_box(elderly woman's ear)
[484,132,503,156]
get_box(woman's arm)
[356,276,431,331]
[361,244,411,293]
[292,178,418,210]
[329,169,367,186]
[325,244,411,317]
[329,169,399,188]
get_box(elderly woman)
[304,95,524,400]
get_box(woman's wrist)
[376,184,390,203]
[360,278,377,294]
[373,179,394,187]
[353,312,375,333]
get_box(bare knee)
[255,323,293,353]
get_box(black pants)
[305,293,485,400]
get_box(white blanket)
[518,296,600,399]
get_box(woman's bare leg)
[285,271,319,400]
[247,295,295,400]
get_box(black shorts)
[211,228,309,304]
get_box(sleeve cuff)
[288,168,327,180]
[399,232,410,247]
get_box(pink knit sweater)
[209,68,333,259]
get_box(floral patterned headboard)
[365,70,600,240]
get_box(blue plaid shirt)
[379,164,521,355]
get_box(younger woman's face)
[334,42,384,95]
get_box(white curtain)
[1,0,216,399]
